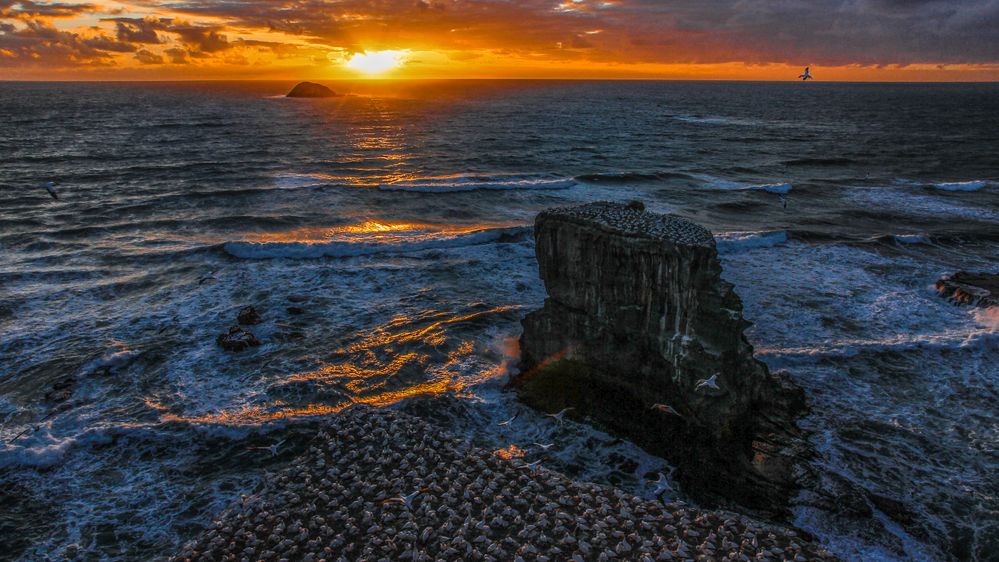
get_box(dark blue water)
[1,81,998,561]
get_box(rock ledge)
[514,202,809,517]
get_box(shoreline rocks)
[286,81,337,98]
[936,271,999,308]
[216,326,261,352]
[513,202,810,518]
[173,408,836,562]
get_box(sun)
[345,50,408,75]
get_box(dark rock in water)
[626,199,645,211]
[236,305,261,325]
[936,271,999,307]
[216,326,261,352]
[513,201,810,518]
[286,306,305,315]
[44,377,75,402]
[285,81,337,98]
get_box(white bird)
[498,412,518,427]
[694,374,720,392]
[650,403,683,418]
[798,67,813,81]
[248,439,285,457]
[652,472,673,497]
[531,442,555,451]
[382,488,424,509]
[545,407,574,425]
[43,181,59,200]
[517,459,542,471]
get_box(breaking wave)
[379,174,576,193]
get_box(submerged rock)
[216,326,261,352]
[237,305,261,325]
[936,271,999,307]
[286,81,337,98]
[514,201,809,517]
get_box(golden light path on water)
[155,305,522,426]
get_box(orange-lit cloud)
[2,0,998,80]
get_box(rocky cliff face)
[515,202,809,517]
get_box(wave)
[932,180,990,192]
[224,225,530,259]
[782,157,855,167]
[699,176,792,195]
[575,171,694,184]
[379,174,575,193]
[715,230,789,252]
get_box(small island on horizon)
[286,81,338,98]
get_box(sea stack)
[286,81,337,98]
[514,201,809,517]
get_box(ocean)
[0,80,997,561]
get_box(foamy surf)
[698,176,793,194]
[224,223,530,259]
[715,230,789,252]
[933,180,990,191]
[379,174,576,193]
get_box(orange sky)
[2,0,998,81]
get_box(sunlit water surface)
[1,81,997,561]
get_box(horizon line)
[2,78,998,84]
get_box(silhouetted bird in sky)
[799,67,813,80]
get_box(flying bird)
[531,442,555,451]
[695,374,720,392]
[545,407,574,425]
[650,403,683,418]
[43,181,59,200]
[799,67,813,81]
[382,488,426,509]
[652,472,673,497]
[498,412,519,427]
[247,439,285,457]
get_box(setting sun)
[345,50,408,75]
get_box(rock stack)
[173,408,836,561]
[514,202,809,517]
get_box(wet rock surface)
[238,306,262,325]
[936,271,999,307]
[173,408,836,562]
[286,82,337,98]
[514,202,810,518]
[216,326,261,352]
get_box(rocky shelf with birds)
[172,407,836,562]
[512,201,811,518]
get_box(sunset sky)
[2,0,998,81]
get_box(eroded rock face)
[286,81,337,98]
[936,271,999,307]
[216,326,261,352]
[514,202,809,517]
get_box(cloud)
[134,47,163,64]
[2,0,998,73]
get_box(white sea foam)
[932,180,989,192]
[224,225,528,259]
[847,186,998,222]
[379,174,576,193]
[715,230,789,252]
[892,234,931,245]
[698,176,792,194]
[80,348,142,376]
[272,173,333,190]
